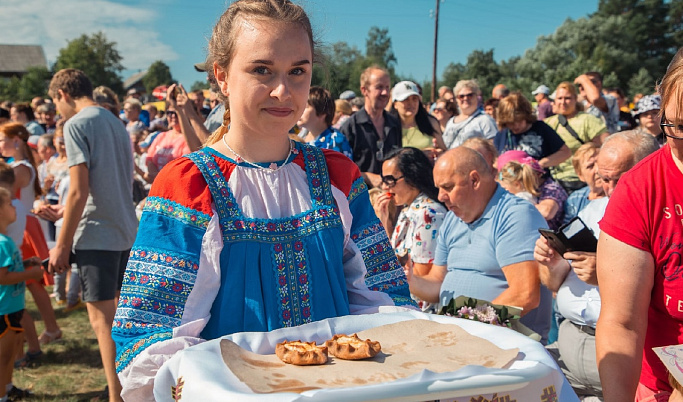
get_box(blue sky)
[0,0,599,91]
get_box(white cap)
[532,85,550,96]
[392,81,421,102]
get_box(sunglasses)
[166,111,177,117]
[457,93,475,101]
[381,175,404,187]
[433,107,445,112]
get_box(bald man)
[492,84,510,100]
[535,130,659,399]
[406,147,552,343]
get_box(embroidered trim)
[129,248,200,274]
[222,207,341,242]
[348,177,367,203]
[351,220,410,298]
[186,151,240,220]
[301,143,334,207]
[143,197,211,229]
[273,239,313,327]
[115,330,172,372]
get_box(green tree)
[0,77,21,102]
[627,67,656,97]
[365,27,397,70]
[142,61,173,94]
[190,80,210,92]
[312,42,364,97]
[53,32,124,94]
[17,66,52,101]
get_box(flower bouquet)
[438,296,541,342]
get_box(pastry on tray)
[275,340,328,366]
[325,334,381,360]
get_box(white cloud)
[0,0,178,71]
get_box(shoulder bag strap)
[557,115,585,144]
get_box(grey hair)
[453,79,481,97]
[602,130,660,167]
[38,133,55,150]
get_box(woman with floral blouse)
[374,147,447,278]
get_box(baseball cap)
[392,81,421,102]
[339,90,356,100]
[531,85,550,96]
[27,135,41,150]
[632,94,661,116]
[194,62,207,72]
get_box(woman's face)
[166,108,180,130]
[508,119,529,135]
[394,95,420,121]
[554,87,577,116]
[577,154,603,193]
[54,133,66,156]
[380,158,416,206]
[638,110,662,133]
[215,18,313,137]
[0,131,19,159]
[432,101,452,123]
[455,87,477,115]
[297,103,317,130]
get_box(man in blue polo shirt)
[405,146,552,343]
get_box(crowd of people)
[0,0,680,401]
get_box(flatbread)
[220,319,520,394]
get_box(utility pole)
[431,0,441,103]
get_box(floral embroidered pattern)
[272,239,313,327]
[115,330,172,372]
[116,248,199,329]
[352,221,409,294]
[143,197,211,229]
[191,145,336,330]
[220,207,340,242]
[347,177,366,204]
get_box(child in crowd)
[0,187,44,401]
[498,160,541,204]
[0,161,43,368]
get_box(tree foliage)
[365,27,397,70]
[142,61,173,94]
[0,66,51,102]
[190,80,210,92]
[53,32,124,94]
[312,27,399,98]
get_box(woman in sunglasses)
[374,147,446,281]
[442,80,498,149]
[143,105,191,183]
[432,97,458,134]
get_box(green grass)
[13,288,107,401]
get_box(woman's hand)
[43,174,55,192]
[375,192,395,229]
[403,258,414,283]
[34,204,64,222]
